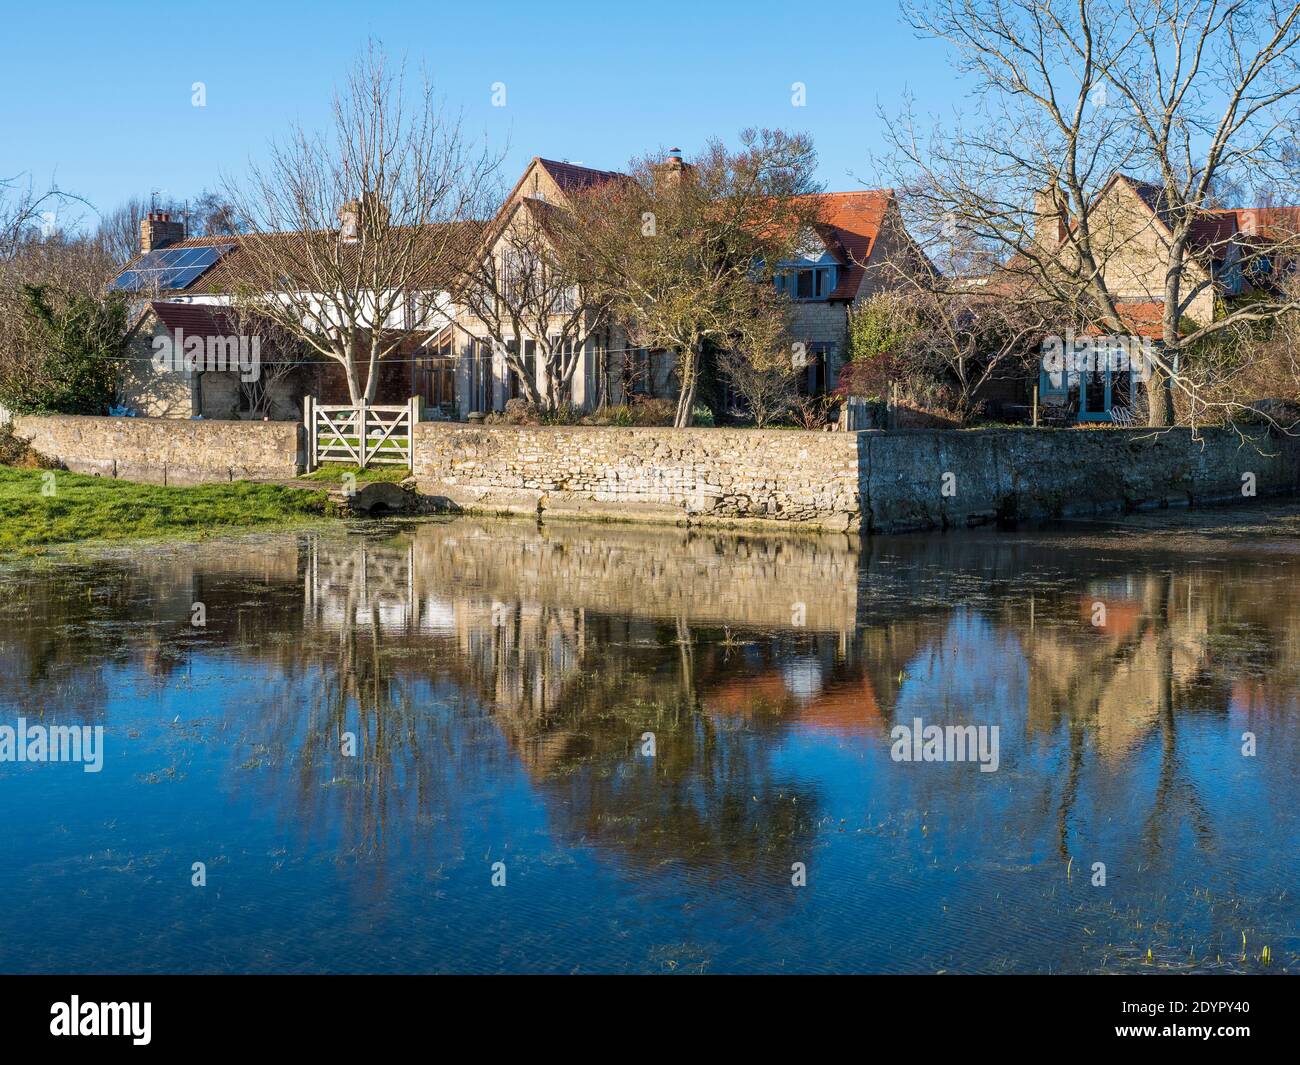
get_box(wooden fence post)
[358,404,368,470]
[408,395,419,471]
[303,395,315,472]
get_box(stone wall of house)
[12,414,303,485]
[412,423,863,530]
[117,316,196,418]
[413,422,1300,533]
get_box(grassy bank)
[0,467,330,552]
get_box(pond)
[0,508,1297,973]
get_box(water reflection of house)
[1021,577,1217,761]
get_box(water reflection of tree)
[442,602,824,890]
[852,538,1300,868]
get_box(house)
[438,153,926,419]
[112,210,467,419]
[778,189,925,395]
[438,156,644,419]
[111,153,928,423]
[1029,174,1300,421]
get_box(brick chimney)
[1033,187,1069,247]
[140,210,185,253]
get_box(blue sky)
[2,0,967,229]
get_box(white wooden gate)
[304,396,419,470]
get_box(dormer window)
[777,265,836,300]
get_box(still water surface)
[1,509,1297,973]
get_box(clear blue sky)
[2,0,966,229]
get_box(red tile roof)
[535,158,626,193]
[796,190,893,299]
[1117,174,1300,261]
[148,300,238,337]
[1082,300,1166,339]
[1217,206,1300,240]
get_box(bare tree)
[94,190,241,266]
[888,0,1300,427]
[716,293,802,426]
[222,44,498,405]
[0,174,87,264]
[563,130,824,427]
[218,302,311,419]
[452,196,609,411]
[864,254,1076,420]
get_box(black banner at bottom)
[0,973,1289,1052]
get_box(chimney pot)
[140,209,186,254]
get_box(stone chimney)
[1033,187,1069,247]
[140,210,185,253]
[657,147,688,188]
[338,192,389,243]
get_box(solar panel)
[108,243,235,292]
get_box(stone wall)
[12,413,1297,532]
[860,427,1300,532]
[412,423,862,531]
[413,422,1300,533]
[12,414,303,485]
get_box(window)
[500,250,537,306]
[778,265,836,301]
[1246,255,1273,281]
[471,338,492,413]
[584,340,601,409]
[416,329,457,414]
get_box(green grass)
[316,435,406,450]
[300,463,409,484]
[0,466,331,553]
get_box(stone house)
[779,189,926,395]
[438,156,650,419]
[112,154,929,422]
[1029,173,1300,420]
[440,154,928,419]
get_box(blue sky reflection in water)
[0,511,1296,974]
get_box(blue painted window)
[776,265,837,301]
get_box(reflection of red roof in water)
[1229,679,1277,723]
[1079,597,1143,638]
[703,670,882,735]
